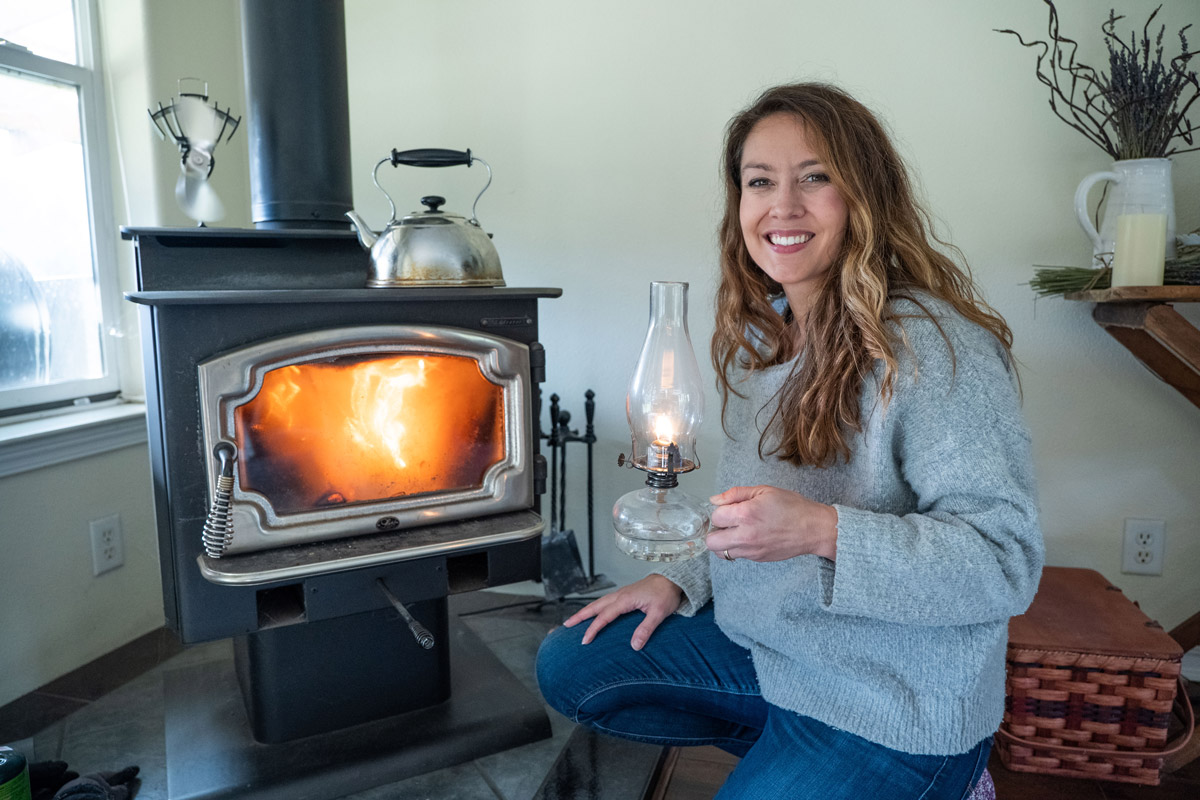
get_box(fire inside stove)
[237,354,504,514]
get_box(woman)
[536,83,1043,799]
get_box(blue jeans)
[535,603,991,799]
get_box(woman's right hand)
[562,574,683,651]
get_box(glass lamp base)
[612,485,711,562]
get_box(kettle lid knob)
[420,195,446,212]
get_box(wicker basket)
[995,567,1193,786]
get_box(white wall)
[0,447,160,705]
[6,0,1198,708]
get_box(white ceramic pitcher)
[1074,158,1176,266]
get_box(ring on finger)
[722,549,734,562]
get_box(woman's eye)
[746,177,770,188]
[802,172,830,184]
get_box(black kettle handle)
[390,148,473,168]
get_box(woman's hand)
[707,485,838,562]
[562,574,684,651]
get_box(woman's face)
[738,113,849,313]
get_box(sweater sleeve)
[652,553,712,616]
[817,312,1044,626]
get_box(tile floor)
[1,591,663,800]
[7,598,1196,799]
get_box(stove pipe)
[240,0,352,229]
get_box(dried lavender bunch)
[1030,259,1200,296]
[997,1,1198,159]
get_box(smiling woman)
[536,82,1043,799]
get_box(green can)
[0,746,31,800]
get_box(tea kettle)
[346,148,505,287]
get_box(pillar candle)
[1111,213,1167,287]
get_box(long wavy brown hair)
[713,83,1014,467]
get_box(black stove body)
[126,227,559,743]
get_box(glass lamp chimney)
[625,281,704,476]
[613,282,710,562]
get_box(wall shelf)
[1065,287,1200,410]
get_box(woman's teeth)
[769,233,812,246]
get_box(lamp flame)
[653,414,674,444]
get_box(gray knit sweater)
[655,295,1044,755]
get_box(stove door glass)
[236,353,504,515]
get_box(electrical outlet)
[1121,518,1165,576]
[90,514,124,576]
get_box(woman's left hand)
[706,485,838,562]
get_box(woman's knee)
[536,616,643,719]
[535,623,594,719]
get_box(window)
[0,0,120,418]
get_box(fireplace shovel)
[541,527,589,601]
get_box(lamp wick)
[666,442,681,474]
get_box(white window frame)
[0,0,122,419]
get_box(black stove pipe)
[240,0,352,229]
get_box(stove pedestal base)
[163,616,551,800]
[234,600,451,743]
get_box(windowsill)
[0,401,147,479]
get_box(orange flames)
[235,354,505,514]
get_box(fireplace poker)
[557,390,604,581]
[376,578,435,649]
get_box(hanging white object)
[149,79,240,225]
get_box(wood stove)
[125,226,560,746]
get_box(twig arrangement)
[996,1,1198,159]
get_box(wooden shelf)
[1065,286,1200,303]
[1066,286,1200,410]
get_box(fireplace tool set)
[540,390,614,603]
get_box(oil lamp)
[613,281,711,561]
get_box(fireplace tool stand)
[539,390,614,607]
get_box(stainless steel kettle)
[346,148,505,287]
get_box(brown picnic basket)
[995,566,1194,786]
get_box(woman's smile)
[766,231,814,249]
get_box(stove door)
[198,325,531,556]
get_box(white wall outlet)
[1121,518,1165,576]
[90,513,124,576]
